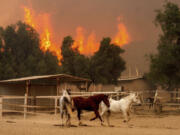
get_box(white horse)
[100,92,141,126]
[59,89,73,126]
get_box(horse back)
[72,97,98,111]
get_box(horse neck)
[124,95,134,106]
[93,95,104,104]
[62,91,71,102]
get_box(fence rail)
[0,90,180,119]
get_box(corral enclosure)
[0,74,180,120]
[0,75,180,135]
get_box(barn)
[0,74,91,117]
[0,74,91,96]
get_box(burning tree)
[60,36,126,84]
[89,37,125,84]
[0,22,61,80]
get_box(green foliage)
[0,21,60,80]
[0,21,126,84]
[90,37,126,84]
[61,36,90,78]
[61,37,126,84]
[147,2,180,90]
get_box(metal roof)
[0,74,91,83]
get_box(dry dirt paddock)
[0,111,180,135]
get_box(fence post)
[0,97,2,119]
[33,96,36,112]
[24,93,27,119]
[55,98,58,115]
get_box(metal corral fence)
[0,90,180,119]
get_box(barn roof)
[0,74,91,83]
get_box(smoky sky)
[1,0,180,75]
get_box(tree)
[61,36,90,78]
[90,37,126,84]
[0,21,60,80]
[147,2,180,92]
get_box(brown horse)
[72,94,110,126]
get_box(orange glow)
[23,7,36,28]
[113,23,130,46]
[86,32,99,55]
[23,6,62,64]
[23,5,130,61]
[72,27,99,55]
[72,27,84,53]
[72,23,130,55]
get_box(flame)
[23,7,36,28]
[72,27,99,55]
[72,23,130,55]
[72,27,84,53]
[23,5,130,61]
[86,32,99,55]
[23,6,62,64]
[113,23,130,46]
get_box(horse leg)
[91,110,104,126]
[61,111,64,126]
[66,113,71,127]
[123,111,128,123]
[127,110,130,121]
[90,110,98,121]
[106,110,112,127]
[77,109,83,126]
[100,109,105,117]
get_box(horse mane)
[122,93,135,100]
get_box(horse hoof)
[123,120,127,123]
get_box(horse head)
[132,92,141,105]
[62,89,72,105]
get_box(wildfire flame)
[72,27,99,55]
[23,6,130,62]
[23,6,62,64]
[113,23,130,46]
[72,23,130,55]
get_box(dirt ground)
[0,111,180,135]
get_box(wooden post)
[24,93,27,119]
[24,80,30,119]
[55,98,58,115]
[33,96,36,112]
[0,97,2,119]
[85,81,88,92]
[176,88,178,103]
[26,80,30,96]
[56,78,60,95]
[55,78,60,115]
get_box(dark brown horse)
[72,94,110,126]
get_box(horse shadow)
[53,124,77,128]
[53,124,93,128]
